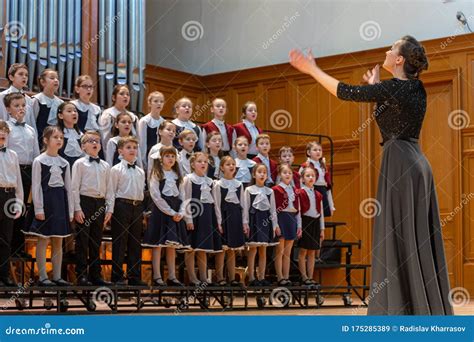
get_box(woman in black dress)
[289,35,453,315]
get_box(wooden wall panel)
[145,33,474,292]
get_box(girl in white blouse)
[143,146,188,287]
[242,163,279,287]
[25,126,74,286]
[182,152,222,286]
[213,156,245,286]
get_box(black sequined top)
[337,78,426,143]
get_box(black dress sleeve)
[336,79,399,103]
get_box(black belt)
[0,187,15,193]
[80,195,105,202]
[116,198,143,206]
[380,137,418,146]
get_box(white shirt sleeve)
[71,161,82,212]
[13,155,24,204]
[242,188,250,225]
[25,106,38,133]
[269,191,279,231]
[182,177,193,224]
[32,98,40,120]
[31,158,44,215]
[212,182,222,225]
[320,200,325,231]
[64,163,74,220]
[106,167,119,213]
[104,166,113,212]
[105,140,116,167]
[149,176,177,217]
[136,145,143,169]
[137,117,148,167]
[32,130,40,158]
[327,189,335,211]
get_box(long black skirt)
[368,139,453,315]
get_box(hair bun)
[398,35,429,79]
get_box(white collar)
[173,118,196,128]
[257,153,269,161]
[33,92,62,106]
[247,184,272,196]
[163,170,178,180]
[236,158,256,167]
[188,172,213,186]
[37,152,69,168]
[212,118,226,127]
[120,159,137,168]
[278,182,292,190]
[147,114,164,124]
[218,178,242,189]
[71,99,101,114]
[302,184,314,192]
[243,119,256,127]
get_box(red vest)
[272,185,300,213]
[253,156,278,183]
[300,161,332,190]
[233,122,262,145]
[201,120,234,149]
[297,187,323,215]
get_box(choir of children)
[0,66,333,287]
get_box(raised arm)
[289,49,392,103]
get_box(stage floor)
[1,296,472,315]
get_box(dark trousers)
[0,190,15,278]
[111,199,143,281]
[12,165,31,254]
[75,195,106,280]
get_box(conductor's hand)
[362,64,380,84]
[289,49,317,75]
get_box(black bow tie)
[14,121,25,127]
[127,163,136,169]
[89,156,100,164]
[0,147,6,153]
[186,153,192,160]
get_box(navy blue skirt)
[277,211,298,240]
[221,202,245,250]
[143,196,190,248]
[25,187,71,237]
[188,203,222,252]
[314,185,332,217]
[247,208,277,246]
